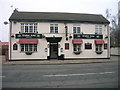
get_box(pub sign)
[15,34,42,39]
[74,34,103,39]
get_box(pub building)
[9,9,110,60]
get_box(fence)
[110,47,120,56]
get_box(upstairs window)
[50,24,58,33]
[73,25,80,34]
[95,25,102,34]
[21,23,37,33]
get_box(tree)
[105,9,120,47]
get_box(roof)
[9,9,110,24]
[1,42,9,45]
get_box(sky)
[0,0,119,42]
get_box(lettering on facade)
[15,34,42,39]
[74,34,103,39]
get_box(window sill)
[95,33,103,35]
[95,51,103,54]
[74,51,82,55]
[25,52,33,55]
[20,51,37,55]
[49,33,59,34]
[21,32,38,34]
[20,51,37,52]
[73,33,81,34]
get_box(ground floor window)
[13,43,18,50]
[73,44,81,52]
[85,43,92,49]
[20,44,37,52]
[96,44,102,51]
[73,44,82,54]
[95,44,103,54]
[65,43,69,50]
[104,43,107,49]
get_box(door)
[50,43,58,59]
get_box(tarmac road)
[2,57,118,88]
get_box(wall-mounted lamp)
[47,44,50,48]
[42,34,45,38]
[45,48,47,52]
[58,44,60,48]
[61,48,63,52]
[11,35,14,38]
[81,32,84,34]
[14,21,17,24]
[69,35,72,39]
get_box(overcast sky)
[0,0,119,42]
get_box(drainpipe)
[107,25,110,58]
[9,21,12,60]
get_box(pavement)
[2,56,118,65]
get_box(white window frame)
[95,44,102,52]
[73,24,80,34]
[73,44,81,52]
[50,24,58,33]
[21,23,37,33]
[20,44,37,52]
[95,25,102,34]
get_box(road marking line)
[43,72,115,77]
[0,76,5,78]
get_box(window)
[65,43,69,50]
[104,43,107,49]
[96,44,102,51]
[21,23,37,33]
[96,44,102,52]
[50,24,58,33]
[21,44,24,51]
[13,43,18,50]
[85,43,92,49]
[20,44,37,52]
[95,25,102,34]
[73,25,80,34]
[73,44,81,52]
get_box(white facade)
[9,21,110,60]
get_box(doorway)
[46,37,62,60]
[50,43,58,59]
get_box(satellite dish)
[4,21,9,25]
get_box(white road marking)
[43,72,115,77]
[0,76,6,78]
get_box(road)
[2,58,119,88]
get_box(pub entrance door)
[50,43,58,59]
